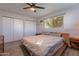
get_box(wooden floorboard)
[63,47,79,56]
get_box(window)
[44,16,63,28]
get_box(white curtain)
[13,19,23,41]
[2,17,14,42]
[24,20,36,37]
[1,17,36,43]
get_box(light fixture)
[30,7,36,12]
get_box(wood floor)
[63,47,79,56]
[4,40,79,56]
[4,41,24,56]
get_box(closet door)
[14,19,23,41]
[2,17,14,43]
[24,21,36,36]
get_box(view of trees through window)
[44,16,63,28]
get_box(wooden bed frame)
[53,44,67,56]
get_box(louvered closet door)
[2,17,14,43]
[14,19,23,41]
[24,21,36,36]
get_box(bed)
[22,35,66,56]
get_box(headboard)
[37,32,62,37]
[61,33,70,38]
[36,32,70,37]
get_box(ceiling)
[0,3,78,19]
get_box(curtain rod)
[2,16,35,21]
[2,16,22,19]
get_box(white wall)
[0,10,34,21]
[36,5,79,36]
[64,6,79,36]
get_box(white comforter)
[22,35,64,55]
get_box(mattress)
[22,35,64,56]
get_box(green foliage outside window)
[44,16,63,28]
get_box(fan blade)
[26,3,32,6]
[32,3,37,5]
[23,7,31,9]
[35,6,45,9]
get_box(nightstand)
[70,36,79,49]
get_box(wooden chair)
[0,35,4,53]
[0,35,9,56]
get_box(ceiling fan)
[23,3,45,12]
